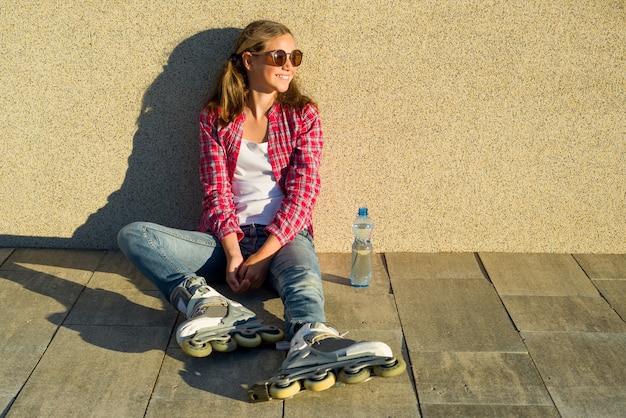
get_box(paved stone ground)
[0,248,624,417]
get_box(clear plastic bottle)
[350,207,373,287]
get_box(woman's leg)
[117,222,226,302]
[268,230,326,339]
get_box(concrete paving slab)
[65,288,178,327]
[0,318,58,415]
[501,295,626,332]
[88,250,157,290]
[522,332,626,417]
[150,346,284,410]
[167,315,186,348]
[593,279,626,319]
[6,325,170,417]
[0,268,94,413]
[574,253,626,279]
[323,293,402,332]
[284,373,419,417]
[0,248,105,274]
[522,332,626,386]
[545,386,626,418]
[3,248,625,417]
[386,252,485,280]
[479,253,599,296]
[318,252,391,294]
[319,254,397,331]
[415,351,553,407]
[0,269,93,321]
[146,398,282,418]
[421,404,560,417]
[392,278,524,352]
[0,248,13,265]
[0,397,14,418]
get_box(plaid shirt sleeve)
[265,104,323,246]
[197,108,243,242]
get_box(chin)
[275,85,291,94]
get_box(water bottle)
[350,207,373,287]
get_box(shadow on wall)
[0,28,241,249]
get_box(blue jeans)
[117,222,326,339]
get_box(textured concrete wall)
[1,1,624,252]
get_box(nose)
[282,55,295,69]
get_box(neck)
[246,91,277,120]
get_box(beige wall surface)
[1,1,624,252]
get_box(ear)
[242,52,254,71]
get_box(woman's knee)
[277,265,323,296]
[117,221,150,253]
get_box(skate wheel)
[259,328,285,344]
[211,338,237,352]
[374,357,406,378]
[338,366,371,384]
[269,380,301,399]
[304,371,336,392]
[181,339,213,358]
[233,332,262,348]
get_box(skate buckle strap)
[190,297,228,319]
[248,383,271,402]
[309,332,338,344]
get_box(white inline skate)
[171,276,284,358]
[248,322,406,402]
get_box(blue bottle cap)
[358,207,368,216]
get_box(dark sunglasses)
[250,49,303,67]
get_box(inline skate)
[248,322,406,402]
[171,276,284,357]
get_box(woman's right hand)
[221,233,249,293]
[226,253,250,293]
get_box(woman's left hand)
[237,253,272,291]
[237,233,282,291]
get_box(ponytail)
[205,56,248,126]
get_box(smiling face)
[244,34,298,95]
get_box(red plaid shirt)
[198,103,323,246]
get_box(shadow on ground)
[0,247,285,402]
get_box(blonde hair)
[206,20,316,125]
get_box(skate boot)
[247,322,406,402]
[171,276,284,358]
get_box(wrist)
[221,233,242,260]
[254,234,282,260]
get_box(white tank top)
[232,139,284,226]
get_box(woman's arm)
[265,104,323,245]
[199,110,248,293]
